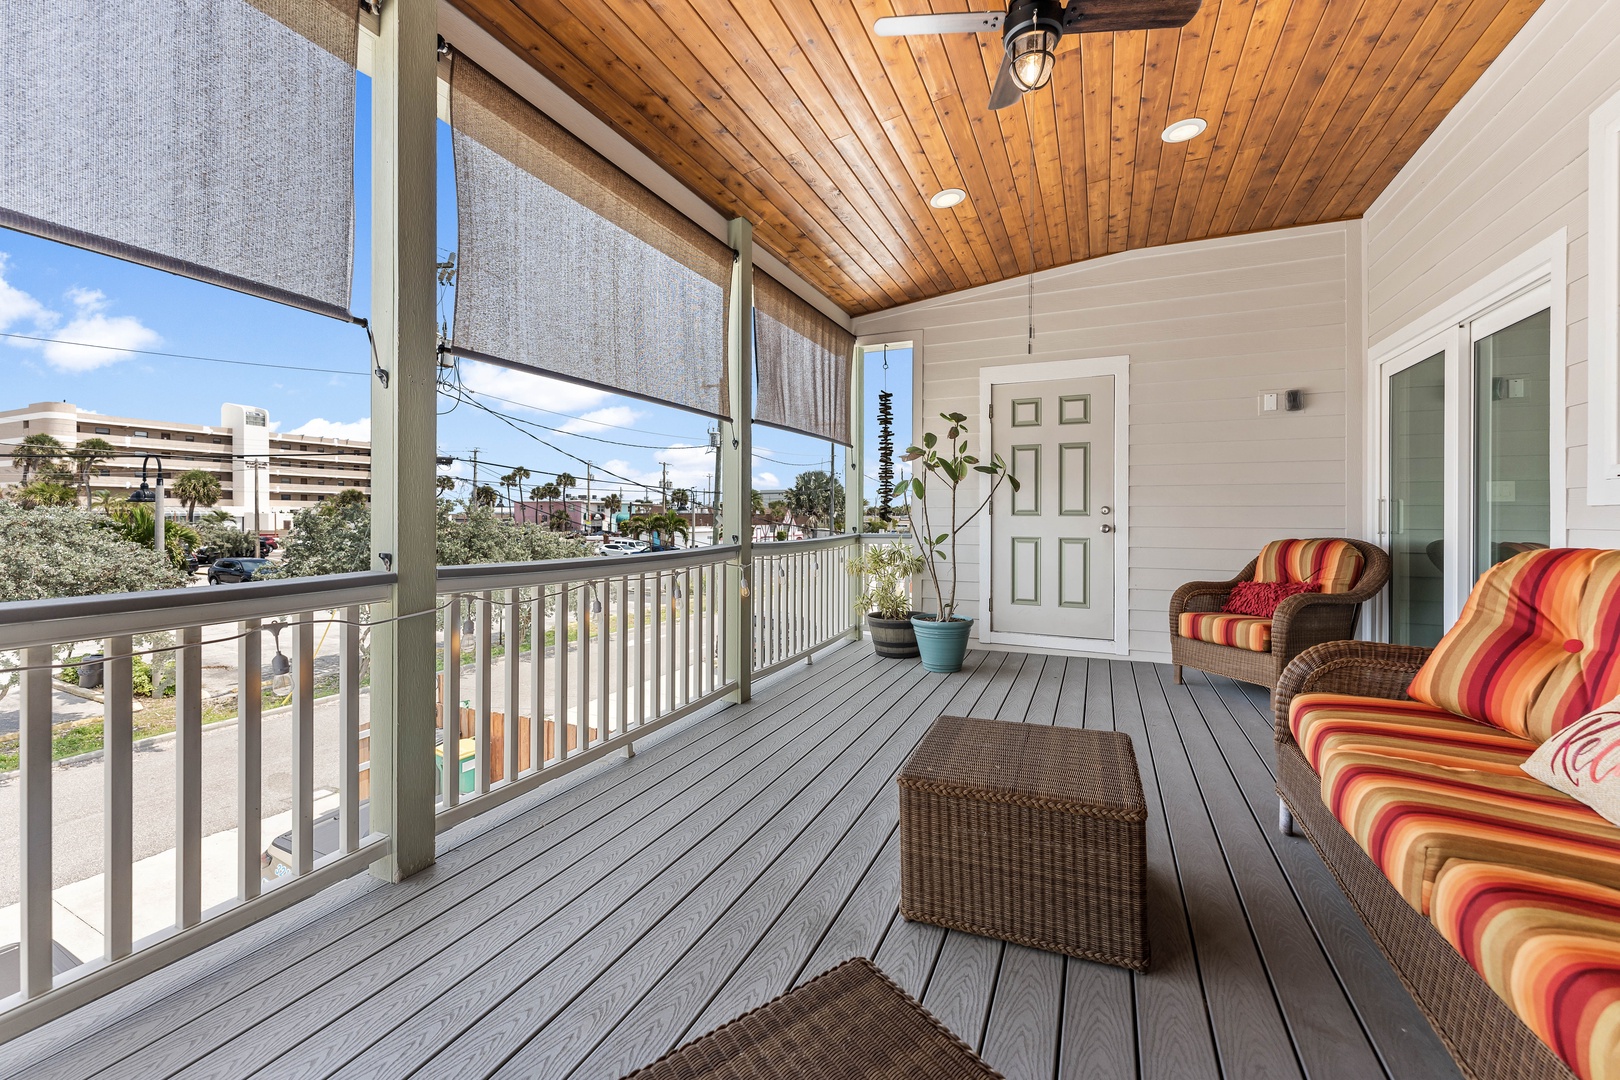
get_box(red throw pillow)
[1221,580,1321,618]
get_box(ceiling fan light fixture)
[1007,27,1059,92]
[929,187,968,210]
[1161,117,1208,144]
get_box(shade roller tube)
[754,272,855,446]
[449,57,733,420]
[0,0,359,322]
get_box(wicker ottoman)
[898,715,1149,970]
[621,957,1002,1079]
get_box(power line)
[0,332,367,376]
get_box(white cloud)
[288,417,372,441]
[458,361,610,416]
[0,256,160,372]
[557,405,641,434]
[600,441,718,494]
[753,471,780,488]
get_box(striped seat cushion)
[1289,692,1538,776]
[1254,538,1365,594]
[1177,612,1271,652]
[1408,549,1620,744]
[1432,861,1620,1080]
[1321,749,1620,913]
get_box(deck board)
[3,648,1464,1080]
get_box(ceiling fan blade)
[988,50,1023,111]
[874,12,1005,37]
[1061,0,1202,33]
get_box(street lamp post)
[128,454,166,558]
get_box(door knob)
[1101,524,1114,534]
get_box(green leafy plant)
[624,510,691,549]
[849,541,926,620]
[897,412,1018,624]
[171,469,222,522]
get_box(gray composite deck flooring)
[3,645,1464,1080]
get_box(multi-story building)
[0,401,371,531]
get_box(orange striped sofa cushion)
[1320,750,1620,913]
[1177,612,1271,652]
[1432,861,1620,1080]
[1408,549,1620,744]
[1254,538,1365,594]
[1289,693,1537,777]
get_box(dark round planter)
[866,611,920,658]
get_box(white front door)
[987,373,1117,642]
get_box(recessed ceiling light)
[1161,118,1208,144]
[929,188,968,210]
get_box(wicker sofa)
[1170,537,1390,690]
[1274,548,1620,1080]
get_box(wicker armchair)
[1168,538,1391,690]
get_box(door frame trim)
[1365,229,1568,640]
[978,355,1130,655]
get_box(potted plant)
[848,541,927,658]
[897,412,1019,673]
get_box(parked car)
[600,539,650,556]
[208,557,273,584]
[257,534,279,553]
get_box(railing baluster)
[616,575,628,736]
[474,592,492,796]
[20,645,52,997]
[339,605,361,854]
[597,580,610,740]
[106,634,134,957]
[237,624,262,903]
[443,596,461,809]
[636,573,648,727]
[577,582,592,749]
[699,564,710,696]
[554,585,569,761]
[504,591,521,783]
[653,573,665,717]
[530,589,545,772]
[291,613,315,878]
[176,626,203,927]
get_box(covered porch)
[0,646,1457,1080]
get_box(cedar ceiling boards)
[451,0,1545,316]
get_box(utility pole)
[469,448,480,495]
[659,461,669,512]
[584,464,592,536]
[709,427,721,545]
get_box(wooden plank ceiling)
[451,0,1545,316]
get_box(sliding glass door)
[1376,287,1554,642]
[1387,351,1447,647]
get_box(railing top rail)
[751,534,862,555]
[0,572,398,651]
[436,543,741,591]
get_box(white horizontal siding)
[1365,0,1620,545]
[854,222,1358,661]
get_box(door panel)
[990,375,1115,640]
[1388,352,1447,648]
[1473,309,1551,577]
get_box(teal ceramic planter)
[911,615,973,673]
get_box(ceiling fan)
[876,1,1203,111]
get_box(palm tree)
[171,468,223,522]
[750,489,765,516]
[471,484,500,509]
[623,510,692,550]
[532,482,561,502]
[68,437,117,507]
[92,488,122,515]
[670,487,692,512]
[436,475,457,497]
[11,433,63,486]
[507,466,532,522]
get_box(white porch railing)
[0,539,861,1036]
[0,572,395,1039]
[751,535,859,675]
[432,545,739,830]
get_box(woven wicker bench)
[621,957,1002,1079]
[898,715,1149,970]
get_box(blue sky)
[0,75,911,509]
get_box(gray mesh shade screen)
[450,58,733,420]
[0,0,358,321]
[754,272,855,446]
